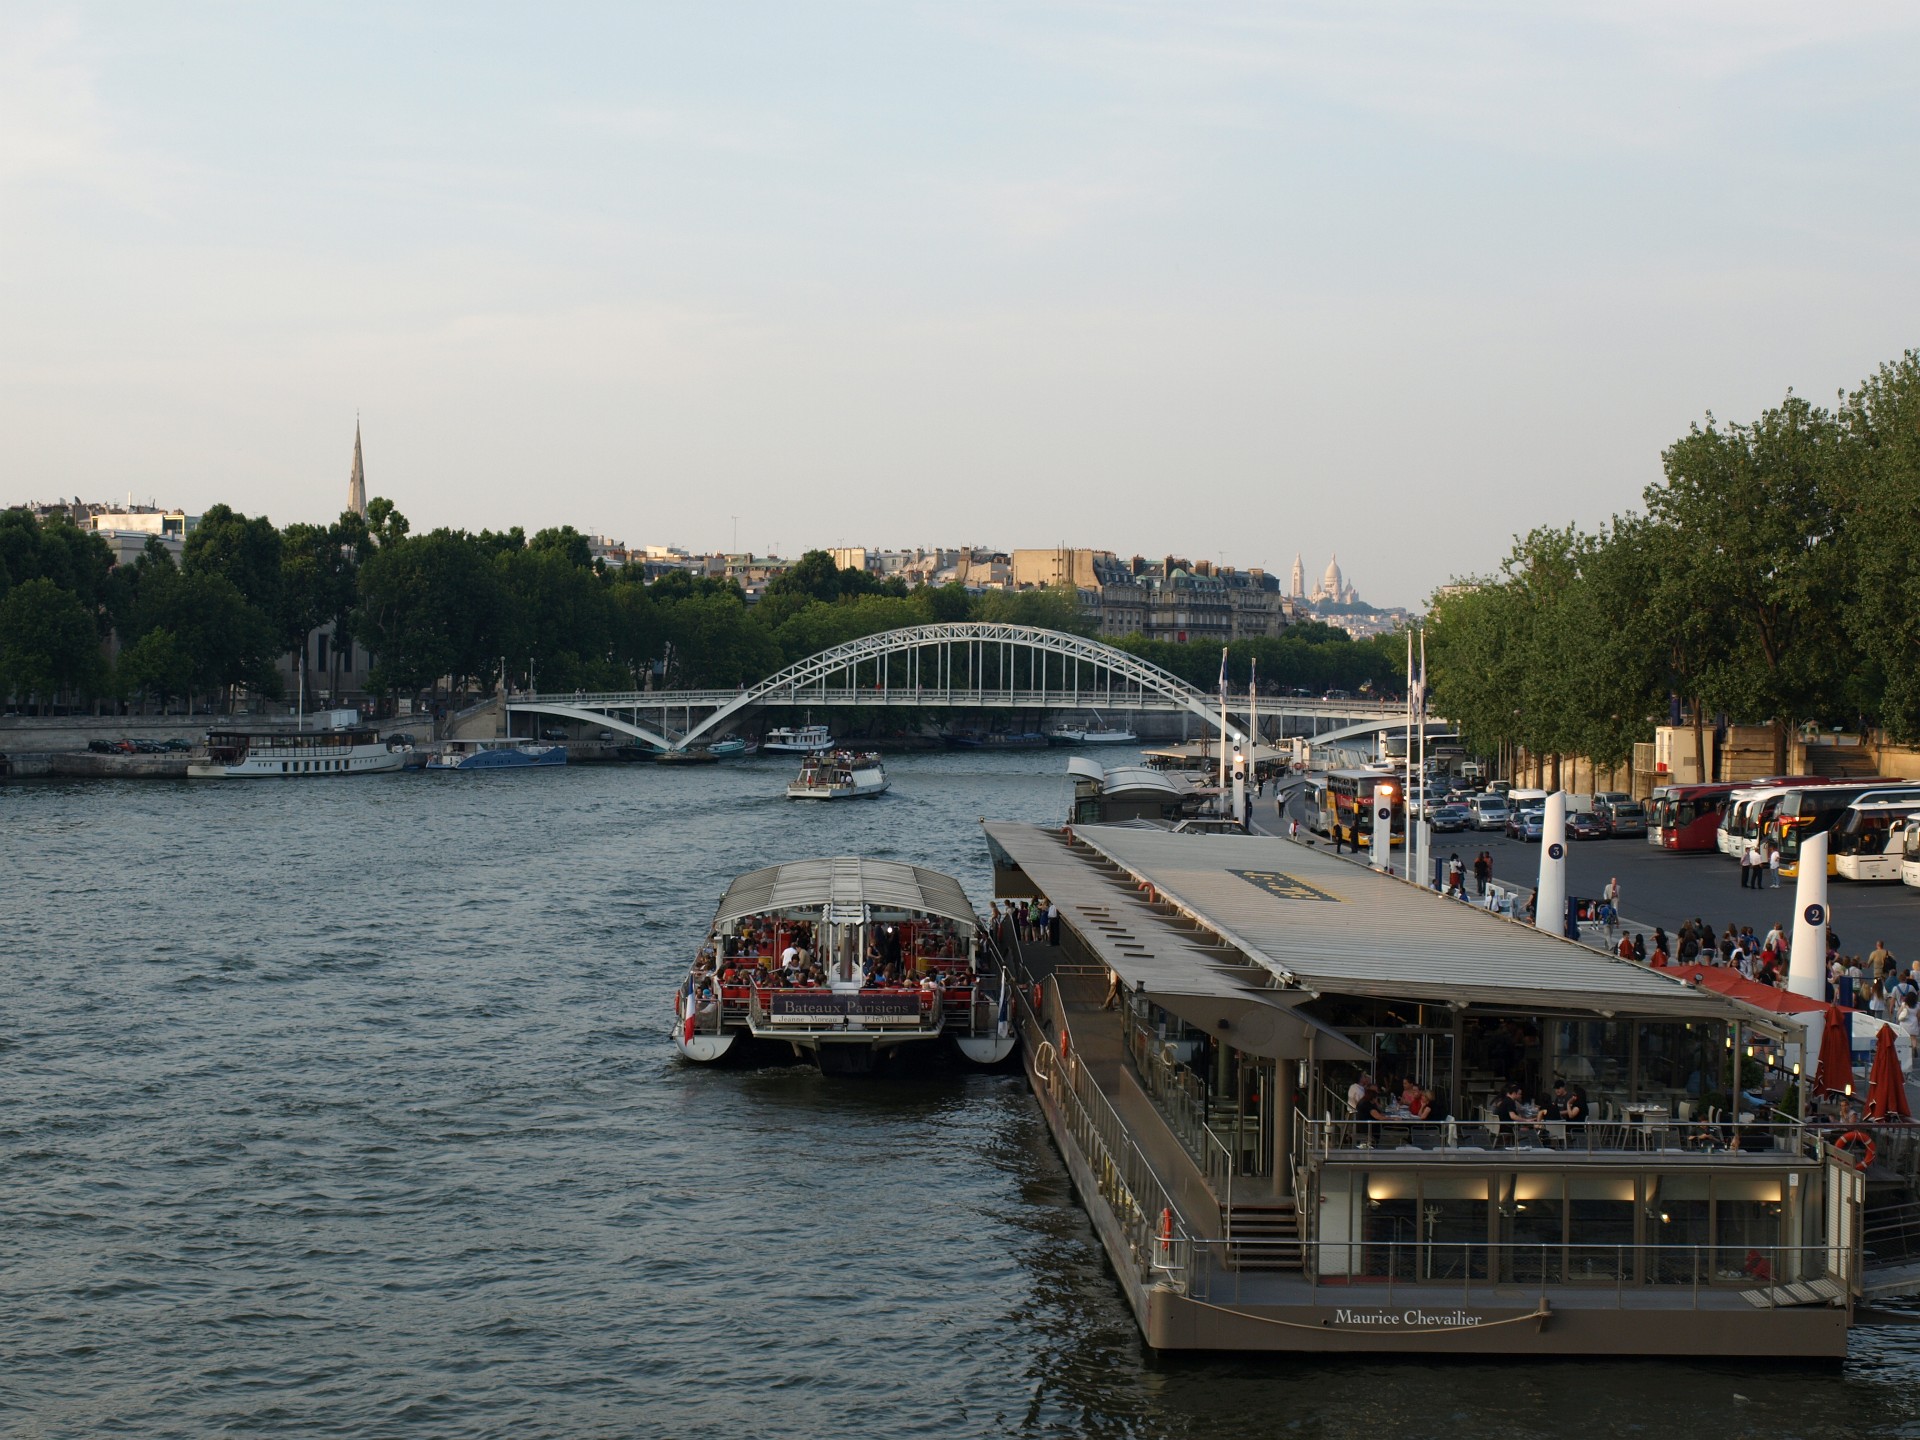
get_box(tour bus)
[1321,768,1405,849]
[1716,786,1777,858]
[1770,780,1917,878]
[1900,820,1920,893]
[1646,782,1740,851]
[1832,798,1920,882]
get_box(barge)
[673,856,1016,1074]
[983,820,1878,1357]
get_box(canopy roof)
[985,822,1751,1022]
[712,857,977,929]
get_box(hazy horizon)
[6,3,1917,609]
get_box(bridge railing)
[514,687,1404,716]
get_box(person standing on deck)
[1046,901,1061,946]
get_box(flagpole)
[1417,624,1429,892]
[1405,627,1414,880]
[1218,646,1229,809]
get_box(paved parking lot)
[1261,783,1920,966]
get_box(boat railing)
[1185,1239,1844,1310]
[1302,1115,1819,1160]
[1124,1011,1235,1209]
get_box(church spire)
[348,416,367,519]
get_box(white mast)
[1788,831,1831,1001]
[1537,792,1569,935]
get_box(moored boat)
[946,729,1048,749]
[786,749,889,800]
[707,736,757,758]
[671,856,1016,1073]
[188,727,407,778]
[425,738,566,771]
[655,747,720,765]
[1047,714,1138,746]
[764,723,834,753]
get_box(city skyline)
[6,4,1919,609]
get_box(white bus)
[1901,820,1920,892]
[1833,798,1920,881]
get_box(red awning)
[1670,966,1825,1017]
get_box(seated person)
[1353,1086,1388,1144]
[1400,1079,1432,1121]
[1490,1082,1530,1145]
[1543,1079,1586,1124]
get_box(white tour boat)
[671,856,1016,1073]
[1047,714,1138,746]
[188,727,407,779]
[786,750,889,800]
[763,723,834,753]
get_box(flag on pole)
[1218,646,1229,697]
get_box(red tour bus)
[1647,783,1740,852]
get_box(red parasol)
[1865,1023,1911,1122]
[1815,1005,1856,1097]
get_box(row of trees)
[1427,349,1920,776]
[1,501,1403,714]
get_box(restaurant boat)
[188,727,406,778]
[764,723,834,753]
[982,820,1887,1358]
[671,856,1016,1074]
[425,738,566,771]
[787,750,889,800]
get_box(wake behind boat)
[671,856,1016,1073]
[787,749,889,800]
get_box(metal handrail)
[1183,1238,1841,1310]
[1303,1115,1820,1160]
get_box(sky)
[4,2,1918,609]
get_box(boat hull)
[426,745,566,771]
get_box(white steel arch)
[675,622,1234,748]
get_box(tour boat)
[425,738,566,771]
[763,723,834,753]
[188,727,407,779]
[1046,714,1138,746]
[786,750,889,800]
[671,856,1016,1073]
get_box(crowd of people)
[993,897,1061,946]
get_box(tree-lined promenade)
[0,505,1403,716]
[1428,349,1920,779]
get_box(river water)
[4,751,1918,1438]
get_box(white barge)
[672,857,1016,1074]
[188,727,406,778]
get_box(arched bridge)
[506,623,1404,751]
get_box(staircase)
[1227,1198,1303,1272]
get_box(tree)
[183,504,284,621]
[766,550,846,604]
[1648,395,1856,771]
[1841,351,1920,740]
[352,530,505,698]
[0,577,107,712]
[133,568,282,701]
[116,627,192,713]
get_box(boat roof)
[1067,756,1188,799]
[712,857,976,928]
[982,822,1755,1022]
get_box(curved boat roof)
[712,857,977,928]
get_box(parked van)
[1469,794,1511,830]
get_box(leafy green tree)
[353,530,505,698]
[1840,351,1920,740]
[134,568,282,701]
[183,504,284,621]
[116,627,193,712]
[365,497,410,548]
[1648,395,1856,771]
[766,549,847,604]
[0,577,106,712]
[662,592,781,687]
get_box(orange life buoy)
[1837,1129,1876,1170]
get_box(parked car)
[1469,796,1510,831]
[1599,798,1648,838]
[386,732,417,747]
[87,739,117,754]
[539,727,569,741]
[1568,812,1609,840]
[161,737,192,751]
[1431,804,1471,833]
[1507,807,1546,842]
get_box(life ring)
[1837,1129,1876,1170]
